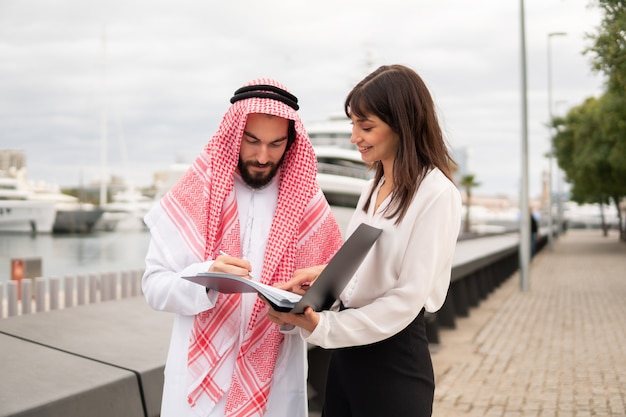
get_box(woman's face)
[349,113,399,167]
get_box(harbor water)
[0,206,355,284]
[0,230,151,283]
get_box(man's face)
[238,113,290,189]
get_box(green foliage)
[459,174,480,190]
[553,94,626,205]
[585,0,626,91]
[554,0,626,239]
[460,174,480,234]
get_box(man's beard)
[238,158,282,189]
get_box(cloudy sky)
[0,0,605,199]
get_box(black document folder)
[183,223,382,313]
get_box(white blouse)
[303,168,462,349]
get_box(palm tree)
[460,174,481,234]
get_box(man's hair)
[286,119,296,152]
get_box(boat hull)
[0,200,57,233]
[53,208,105,234]
[94,211,148,232]
[317,173,365,208]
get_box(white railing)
[0,269,144,319]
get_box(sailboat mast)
[99,24,108,206]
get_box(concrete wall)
[0,297,172,417]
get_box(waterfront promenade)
[430,229,626,416]
[2,227,624,416]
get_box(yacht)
[25,181,104,234]
[95,186,154,232]
[306,116,373,207]
[0,151,102,233]
[52,205,104,234]
[306,115,353,149]
[0,176,57,234]
[145,116,370,211]
[147,149,371,210]
[314,146,372,207]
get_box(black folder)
[183,223,382,313]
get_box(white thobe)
[143,173,308,417]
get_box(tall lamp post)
[519,0,530,291]
[547,31,567,251]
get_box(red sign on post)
[11,259,25,299]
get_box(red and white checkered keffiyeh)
[159,78,343,417]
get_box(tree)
[553,93,626,240]
[459,174,480,234]
[551,0,626,240]
[585,0,626,93]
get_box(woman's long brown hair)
[345,64,455,224]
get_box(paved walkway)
[431,229,626,416]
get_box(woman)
[267,64,462,416]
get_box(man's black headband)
[230,84,299,111]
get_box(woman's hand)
[274,264,327,295]
[266,304,320,333]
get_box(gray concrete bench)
[0,297,172,417]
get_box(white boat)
[25,181,104,234]
[95,186,154,232]
[306,116,374,207]
[306,115,353,148]
[313,146,372,208]
[0,147,103,235]
[145,124,371,211]
[0,176,57,234]
[52,205,104,234]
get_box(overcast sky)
[0,0,605,199]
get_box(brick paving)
[431,229,626,416]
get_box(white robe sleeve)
[142,204,217,315]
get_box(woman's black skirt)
[322,309,434,417]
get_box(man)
[142,78,344,417]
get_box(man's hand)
[210,253,252,278]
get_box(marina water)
[0,230,151,284]
[0,206,355,284]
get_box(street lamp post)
[519,0,530,292]
[547,31,567,251]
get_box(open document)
[183,272,302,311]
[183,223,382,313]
